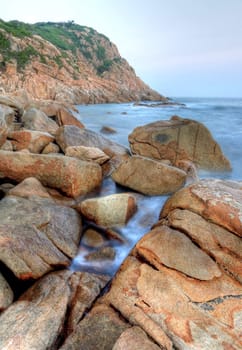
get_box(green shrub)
[0,32,10,50]
[97,59,113,75]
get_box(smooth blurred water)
[71,98,242,275]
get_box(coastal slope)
[0,20,166,104]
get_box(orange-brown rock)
[136,225,221,280]
[78,193,137,227]
[0,270,108,349]
[0,151,102,197]
[22,108,59,134]
[111,155,186,195]
[101,178,242,349]
[160,179,242,237]
[41,142,60,154]
[56,125,129,158]
[128,116,231,171]
[7,177,51,199]
[60,304,129,350]
[113,326,161,350]
[0,196,82,279]
[165,208,242,283]
[104,256,241,350]
[56,108,84,128]
[65,145,110,165]
[8,129,54,153]
[56,125,130,175]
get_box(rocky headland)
[0,19,167,104]
[0,91,241,350]
[0,17,241,350]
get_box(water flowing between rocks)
[70,98,242,277]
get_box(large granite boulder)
[102,179,242,349]
[0,270,108,349]
[0,195,82,279]
[0,151,102,197]
[22,108,59,134]
[128,116,231,171]
[56,125,129,157]
[111,155,186,195]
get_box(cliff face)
[0,20,166,104]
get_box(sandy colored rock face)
[111,155,186,195]
[160,178,242,237]
[78,193,137,227]
[129,116,231,171]
[0,151,102,197]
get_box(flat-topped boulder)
[0,151,102,197]
[128,115,231,171]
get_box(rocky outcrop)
[102,179,242,350]
[111,155,187,195]
[0,270,108,349]
[129,116,231,171]
[0,20,167,104]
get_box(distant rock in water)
[0,19,167,104]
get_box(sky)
[1,0,242,97]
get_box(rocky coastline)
[0,91,241,349]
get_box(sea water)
[71,98,242,274]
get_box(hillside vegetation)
[0,19,165,104]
